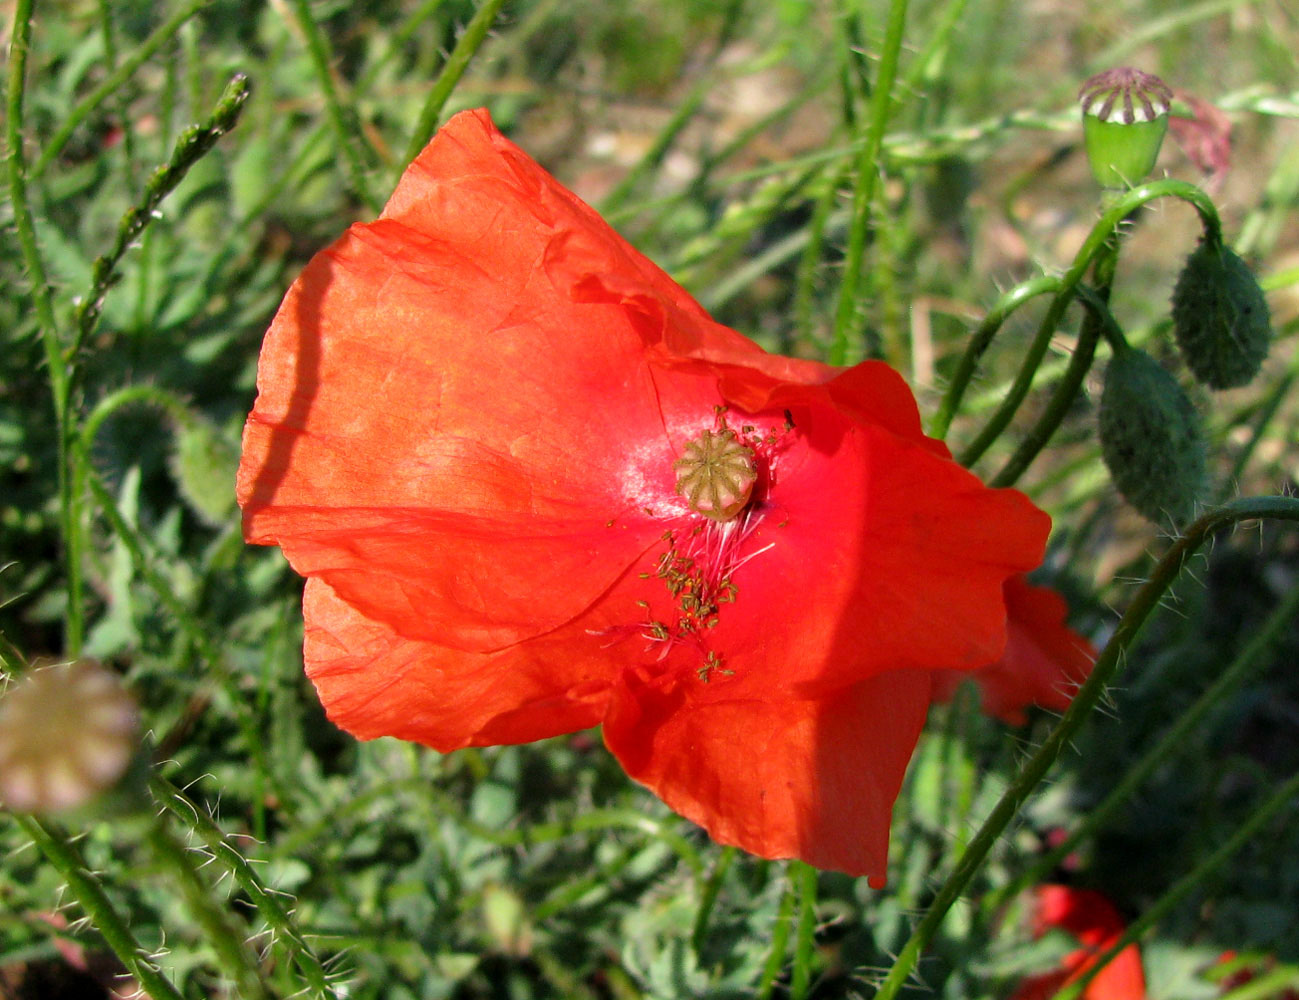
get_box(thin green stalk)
[70,73,251,361]
[794,160,852,346]
[82,466,267,772]
[287,0,381,212]
[81,385,191,451]
[278,772,707,879]
[1054,767,1299,1000]
[402,0,509,167]
[987,579,1299,914]
[151,776,342,1000]
[600,78,710,217]
[959,179,1221,468]
[7,0,81,653]
[929,275,1060,439]
[989,284,1120,488]
[829,0,910,364]
[873,496,1299,1000]
[143,818,275,1000]
[790,861,819,1000]
[32,0,210,177]
[13,815,187,1000]
[900,0,969,98]
[95,0,140,186]
[691,847,735,956]
[1223,369,1296,499]
[756,879,797,1000]
[533,844,639,924]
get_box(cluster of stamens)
[596,411,793,683]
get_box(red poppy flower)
[932,575,1096,724]
[1010,885,1146,1000]
[236,109,1050,881]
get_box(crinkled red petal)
[604,663,931,882]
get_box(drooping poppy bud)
[172,413,240,525]
[1171,238,1271,389]
[1099,347,1207,526]
[1078,67,1172,189]
[0,661,142,816]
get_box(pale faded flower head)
[0,661,140,814]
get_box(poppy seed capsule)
[674,428,757,521]
[0,661,139,814]
[1171,239,1271,389]
[1078,67,1172,188]
[1099,348,1207,527]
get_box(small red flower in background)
[932,575,1096,724]
[236,109,1050,881]
[1011,885,1146,1000]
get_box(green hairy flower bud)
[1079,67,1172,189]
[1099,348,1207,526]
[1171,239,1272,389]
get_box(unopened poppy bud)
[1099,347,1207,526]
[1079,67,1172,188]
[172,414,239,525]
[1171,238,1271,389]
[674,428,757,521]
[0,661,141,815]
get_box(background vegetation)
[1,0,1296,997]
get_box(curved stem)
[873,496,1299,1000]
[958,179,1221,468]
[988,284,1119,489]
[929,275,1061,440]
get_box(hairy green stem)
[958,179,1221,468]
[71,73,251,360]
[34,0,211,177]
[403,0,509,167]
[14,815,187,1000]
[288,0,381,212]
[989,284,1120,489]
[151,776,342,999]
[756,879,797,1000]
[790,861,819,999]
[929,275,1060,439]
[691,846,735,956]
[6,0,81,653]
[143,817,275,1000]
[1055,766,1299,1000]
[829,0,910,364]
[988,578,1299,914]
[873,496,1299,1000]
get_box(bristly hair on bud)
[1079,67,1173,188]
[1099,347,1207,527]
[1171,237,1272,389]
